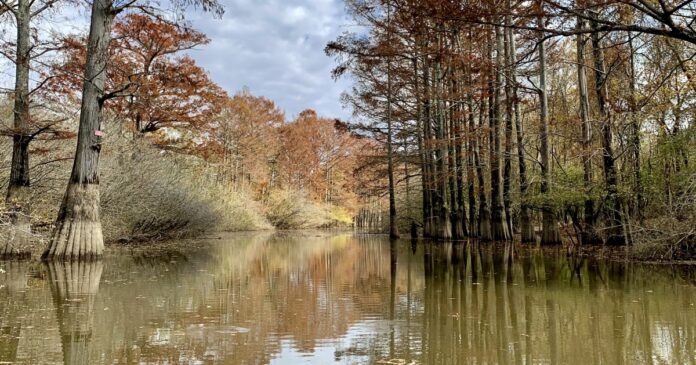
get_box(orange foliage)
[49,14,227,143]
[278,109,365,210]
[211,90,285,195]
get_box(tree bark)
[538,12,562,245]
[590,15,625,245]
[386,0,400,239]
[43,0,115,260]
[576,16,602,244]
[434,60,452,239]
[628,32,643,223]
[510,28,535,243]
[450,64,466,239]
[422,54,436,238]
[490,25,510,241]
[3,0,32,258]
[467,86,478,238]
[502,20,514,238]
[477,69,492,241]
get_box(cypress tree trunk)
[490,25,510,241]
[509,28,534,242]
[628,32,643,222]
[386,0,399,239]
[590,15,625,245]
[435,60,452,239]
[576,16,602,244]
[502,21,514,237]
[3,0,32,258]
[450,71,465,239]
[477,74,492,241]
[42,0,115,260]
[414,56,429,239]
[466,30,478,237]
[422,56,436,238]
[467,92,478,238]
[538,12,562,245]
[454,85,469,238]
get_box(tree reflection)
[46,261,103,365]
[0,261,29,363]
[1,234,695,364]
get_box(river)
[1,231,695,364]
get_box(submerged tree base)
[42,183,104,261]
[1,220,32,260]
[1,226,32,259]
[3,186,33,259]
[540,210,562,245]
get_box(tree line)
[327,0,695,253]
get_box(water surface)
[1,231,695,364]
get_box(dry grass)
[1,120,272,245]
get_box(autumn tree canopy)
[49,14,227,139]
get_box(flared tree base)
[479,215,492,242]
[42,183,104,261]
[491,219,511,241]
[540,210,562,245]
[451,211,465,240]
[519,212,535,243]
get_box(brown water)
[1,231,695,364]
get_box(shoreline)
[7,229,696,266]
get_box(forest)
[0,0,695,261]
[329,0,696,259]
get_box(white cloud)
[184,0,353,120]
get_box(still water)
[1,231,695,364]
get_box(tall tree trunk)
[538,12,562,245]
[435,60,452,239]
[467,89,478,238]
[42,0,115,260]
[3,0,32,258]
[490,25,510,241]
[502,19,514,237]
[466,30,478,237]
[509,31,534,243]
[454,81,469,238]
[590,16,625,245]
[423,55,436,238]
[478,71,492,241]
[386,0,400,239]
[628,32,643,222]
[576,16,602,244]
[414,55,428,238]
[450,68,465,239]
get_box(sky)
[184,0,354,120]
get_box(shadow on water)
[0,232,695,364]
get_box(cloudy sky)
[0,1,354,120]
[185,0,354,120]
